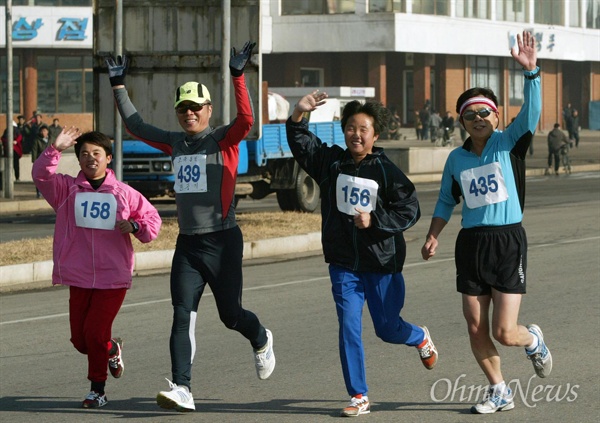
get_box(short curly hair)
[340,100,391,136]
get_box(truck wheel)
[292,169,320,213]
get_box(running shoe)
[108,337,124,378]
[82,390,107,409]
[156,378,195,412]
[254,329,275,380]
[417,326,438,369]
[526,324,553,378]
[341,395,370,417]
[471,387,514,414]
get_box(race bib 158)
[74,192,118,230]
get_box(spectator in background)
[566,109,580,148]
[562,103,572,129]
[441,111,455,143]
[48,118,63,143]
[1,121,23,182]
[17,115,26,135]
[23,113,44,154]
[32,125,51,198]
[419,105,430,140]
[414,111,423,140]
[546,123,570,176]
[428,110,442,143]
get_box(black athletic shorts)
[455,223,527,295]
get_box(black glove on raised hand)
[229,41,256,77]
[105,55,128,87]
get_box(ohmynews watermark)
[430,374,579,407]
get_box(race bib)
[460,162,509,209]
[336,174,379,215]
[74,192,117,230]
[173,154,208,194]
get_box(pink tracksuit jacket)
[32,145,162,289]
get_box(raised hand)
[511,30,537,72]
[296,90,328,113]
[106,55,128,87]
[53,126,82,152]
[229,41,256,77]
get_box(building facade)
[261,0,600,131]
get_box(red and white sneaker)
[341,395,370,417]
[108,337,124,378]
[82,390,107,408]
[417,326,438,370]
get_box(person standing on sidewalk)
[32,128,162,409]
[106,41,275,413]
[31,125,51,198]
[546,123,570,175]
[421,30,552,415]
[287,91,438,417]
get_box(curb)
[0,232,323,292]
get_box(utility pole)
[4,0,15,199]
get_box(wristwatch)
[130,220,139,234]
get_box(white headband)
[459,97,498,116]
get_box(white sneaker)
[341,395,370,417]
[156,378,195,412]
[471,387,514,414]
[254,329,275,380]
[526,324,553,378]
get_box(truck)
[93,2,369,212]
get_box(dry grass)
[0,212,322,267]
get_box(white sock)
[526,332,539,352]
[490,381,507,395]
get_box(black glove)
[229,41,256,77]
[106,55,128,87]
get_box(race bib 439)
[173,154,208,193]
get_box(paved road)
[1,174,599,422]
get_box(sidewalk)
[1,130,598,292]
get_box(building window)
[281,0,355,15]
[370,0,404,13]
[0,56,21,114]
[37,55,92,114]
[587,0,600,29]
[496,0,526,22]
[456,0,489,19]
[412,0,449,16]
[569,0,582,27]
[534,0,563,25]
[300,68,324,87]
[469,56,501,104]
[508,61,524,107]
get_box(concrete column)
[23,50,37,120]
[368,52,386,105]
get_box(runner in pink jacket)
[32,128,162,409]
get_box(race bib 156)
[336,174,379,215]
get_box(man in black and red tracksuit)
[107,41,275,413]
